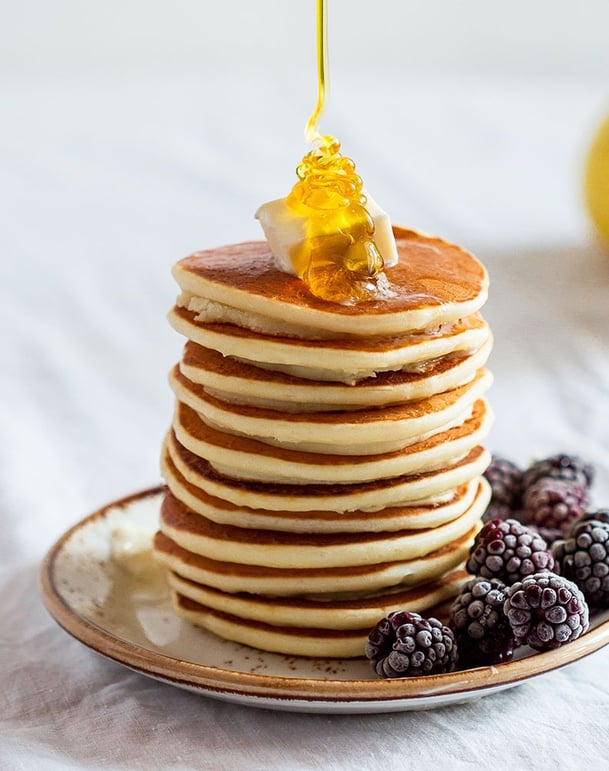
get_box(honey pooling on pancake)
[256,0,398,304]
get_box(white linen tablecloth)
[2,71,609,770]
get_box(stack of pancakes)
[153,227,493,657]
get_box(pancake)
[158,482,489,570]
[156,228,493,657]
[168,568,470,629]
[172,227,488,338]
[161,448,481,533]
[165,432,490,513]
[179,335,493,411]
[169,365,492,455]
[172,397,492,484]
[154,521,478,596]
[170,567,467,658]
[168,306,490,384]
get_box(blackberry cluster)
[552,518,609,608]
[466,518,555,584]
[449,577,515,666]
[365,611,458,678]
[481,452,594,528]
[366,452,600,676]
[504,572,589,650]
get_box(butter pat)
[255,192,399,275]
[111,525,155,577]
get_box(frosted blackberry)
[522,454,594,491]
[577,509,609,528]
[504,572,589,651]
[553,519,609,608]
[466,518,555,583]
[484,456,523,509]
[366,611,458,678]
[449,577,515,667]
[522,478,588,531]
[528,524,563,549]
[482,502,513,524]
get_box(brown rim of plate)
[40,487,609,704]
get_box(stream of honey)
[287,0,386,303]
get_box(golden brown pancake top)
[175,227,487,315]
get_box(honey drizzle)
[288,0,386,303]
[304,0,327,144]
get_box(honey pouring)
[256,0,398,303]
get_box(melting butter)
[111,524,156,577]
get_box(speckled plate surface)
[40,487,609,714]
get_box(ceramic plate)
[40,487,609,714]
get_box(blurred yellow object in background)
[584,114,609,245]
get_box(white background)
[2,2,609,769]
[3,0,609,76]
